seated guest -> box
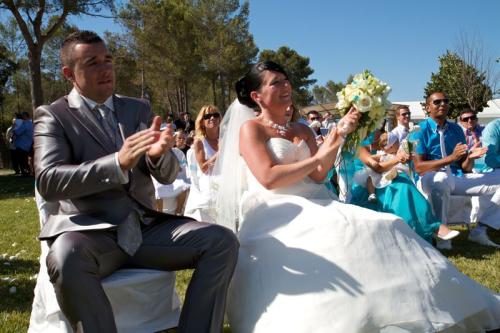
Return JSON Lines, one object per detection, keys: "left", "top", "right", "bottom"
{"left": 174, "top": 129, "right": 189, "bottom": 155}
{"left": 414, "top": 92, "right": 500, "bottom": 249}
{"left": 348, "top": 133, "right": 459, "bottom": 244}
{"left": 459, "top": 108, "right": 484, "bottom": 150}
{"left": 184, "top": 105, "right": 221, "bottom": 222}
{"left": 359, "top": 132, "right": 409, "bottom": 203}
{"left": 482, "top": 118, "right": 500, "bottom": 169}
{"left": 174, "top": 112, "right": 195, "bottom": 132}
{"left": 306, "top": 109, "right": 322, "bottom": 125}
{"left": 390, "top": 105, "right": 411, "bottom": 142}
{"left": 34, "top": 30, "right": 237, "bottom": 333}
{"left": 152, "top": 127, "right": 191, "bottom": 215}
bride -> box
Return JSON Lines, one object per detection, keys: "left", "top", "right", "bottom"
{"left": 214, "top": 61, "right": 500, "bottom": 333}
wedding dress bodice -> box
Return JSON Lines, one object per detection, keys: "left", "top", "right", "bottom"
{"left": 244, "top": 138, "right": 333, "bottom": 199}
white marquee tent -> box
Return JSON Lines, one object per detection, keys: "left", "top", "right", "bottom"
{"left": 393, "top": 99, "right": 500, "bottom": 124}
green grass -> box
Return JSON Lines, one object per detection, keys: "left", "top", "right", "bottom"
{"left": 0, "top": 169, "right": 498, "bottom": 332}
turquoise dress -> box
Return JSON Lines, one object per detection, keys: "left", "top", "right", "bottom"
{"left": 333, "top": 133, "right": 441, "bottom": 243}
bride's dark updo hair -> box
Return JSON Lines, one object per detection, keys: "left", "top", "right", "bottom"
{"left": 235, "top": 61, "right": 289, "bottom": 109}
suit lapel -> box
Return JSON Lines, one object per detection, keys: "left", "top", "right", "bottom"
{"left": 113, "top": 95, "right": 136, "bottom": 140}
{"left": 67, "top": 90, "right": 116, "bottom": 153}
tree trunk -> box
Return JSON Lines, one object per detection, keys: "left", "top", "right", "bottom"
{"left": 166, "top": 89, "right": 174, "bottom": 116}
{"left": 28, "top": 45, "right": 44, "bottom": 112}
{"left": 211, "top": 76, "right": 217, "bottom": 106}
{"left": 219, "top": 72, "right": 226, "bottom": 111}
{"left": 183, "top": 80, "right": 188, "bottom": 113}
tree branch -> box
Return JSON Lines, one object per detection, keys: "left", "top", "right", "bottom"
{"left": 33, "top": 0, "right": 46, "bottom": 41}
{"left": 40, "top": 8, "right": 70, "bottom": 45}
{"left": 1, "top": 0, "right": 35, "bottom": 49}
{"left": 81, "top": 10, "right": 116, "bottom": 19}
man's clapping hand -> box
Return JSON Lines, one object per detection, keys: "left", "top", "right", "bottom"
{"left": 147, "top": 116, "right": 175, "bottom": 161}
{"left": 467, "top": 142, "right": 488, "bottom": 160}
{"left": 118, "top": 116, "right": 175, "bottom": 171}
{"left": 451, "top": 143, "right": 468, "bottom": 161}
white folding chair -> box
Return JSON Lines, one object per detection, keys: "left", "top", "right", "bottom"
{"left": 29, "top": 190, "right": 181, "bottom": 333}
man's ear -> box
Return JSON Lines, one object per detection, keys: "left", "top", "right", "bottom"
{"left": 62, "top": 66, "right": 74, "bottom": 82}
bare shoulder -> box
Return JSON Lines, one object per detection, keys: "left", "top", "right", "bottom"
{"left": 240, "top": 119, "right": 267, "bottom": 142}
{"left": 192, "top": 137, "right": 203, "bottom": 149}
{"left": 292, "top": 122, "right": 315, "bottom": 140}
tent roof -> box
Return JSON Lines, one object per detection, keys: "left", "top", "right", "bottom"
{"left": 301, "top": 99, "right": 500, "bottom": 121}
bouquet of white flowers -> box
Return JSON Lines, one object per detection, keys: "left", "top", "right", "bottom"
{"left": 336, "top": 70, "right": 391, "bottom": 152}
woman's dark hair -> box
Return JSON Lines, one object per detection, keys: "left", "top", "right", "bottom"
{"left": 235, "top": 61, "right": 288, "bottom": 109}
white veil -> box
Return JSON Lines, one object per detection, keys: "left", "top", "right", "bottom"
{"left": 211, "top": 99, "right": 255, "bottom": 232}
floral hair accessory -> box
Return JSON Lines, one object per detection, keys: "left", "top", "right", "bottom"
{"left": 336, "top": 70, "right": 391, "bottom": 151}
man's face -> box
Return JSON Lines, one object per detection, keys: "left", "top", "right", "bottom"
{"left": 426, "top": 93, "right": 449, "bottom": 121}
{"left": 396, "top": 108, "right": 411, "bottom": 127}
{"left": 63, "top": 42, "right": 115, "bottom": 103}
{"left": 308, "top": 112, "right": 321, "bottom": 124}
{"left": 460, "top": 112, "right": 478, "bottom": 131}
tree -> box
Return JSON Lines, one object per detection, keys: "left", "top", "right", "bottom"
{"left": 0, "top": 44, "right": 18, "bottom": 131}
{"left": 311, "top": 80, "right": 344, "bottom": 105}
{"left": 118, "top": 0, "right": 257, "bottom": 116}
{"left": 0, "top": 0, "right": 114, "bottom": 111}
{"left": 259, "top": 47, "right": 316, "bottom": 107}
{"left": 194, "top": 0, "right": 258, "bottom": 111}
{"left": 424, "top": 51, "right": 493, "bottom": 119}
{"left": 119, "top": 0, "right": 201, "bottom": 116}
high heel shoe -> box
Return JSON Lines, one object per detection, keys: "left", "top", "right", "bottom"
{"left": 437, "top": 230, "right": 460, "bottom": 241}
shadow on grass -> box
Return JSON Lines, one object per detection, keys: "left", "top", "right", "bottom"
{"left": 0, "top": 172, "right": 35, "bottom": 200}
{"left": 439, "top": 227, "right": 500, "bottom": 260}
{"left": 0, "top": 277, "right": 36, "bottom": 313}
{"left": 0, "top": 258, "right": 39, "bottom": 276}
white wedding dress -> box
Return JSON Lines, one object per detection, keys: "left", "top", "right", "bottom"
{"left": 226, "top": 138, "right": 500, "bottom": 333}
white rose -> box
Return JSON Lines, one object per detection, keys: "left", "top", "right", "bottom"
{"left": 353, "top": 94, "right": 372, "bottom": 113}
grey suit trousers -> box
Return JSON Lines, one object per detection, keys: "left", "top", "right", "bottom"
{"left": 46, "top": 217, "right": 239, "bottom": 333}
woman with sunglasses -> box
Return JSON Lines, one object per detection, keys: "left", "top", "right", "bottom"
{"left": 215, "top": 61, "right": 500, "bottom": 333}
{"left": 184, "top": 105, "right": 222, "bottom": 223}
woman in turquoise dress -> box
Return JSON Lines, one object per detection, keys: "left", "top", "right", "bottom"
{"left": 335, "top": 132, "right": 458, "bottom": 243}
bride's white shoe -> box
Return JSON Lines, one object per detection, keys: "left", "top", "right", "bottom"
{"left": 437, "top": 229, "right": 460, "bottom": 241}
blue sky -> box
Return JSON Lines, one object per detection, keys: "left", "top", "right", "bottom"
{"left": 71, "top": 0, "right": 499, "bottom": 101}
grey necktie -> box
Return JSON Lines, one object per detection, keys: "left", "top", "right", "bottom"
{"left": 95, "top": 104, "right": 142, "bottom": 256}
{"left": 96, "top": 104, "right": 123, "bottom": 149}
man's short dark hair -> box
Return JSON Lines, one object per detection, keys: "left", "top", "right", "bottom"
{"left": 459, "top": 108, "right": 476, "bottom": 117}
{"left": 60, "top": 30, "right": 103, "bottom": 68}
{"left": 307, "top": 110, "right": 320, "bottom": 117}
{"left": 425, "top": 91, "right": 446, "bottom": 105}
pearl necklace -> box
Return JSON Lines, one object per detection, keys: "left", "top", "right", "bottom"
{"left": 265, "top": 119, "right": 291, "bottom": 137}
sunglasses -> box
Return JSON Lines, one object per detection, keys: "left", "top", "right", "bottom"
{"left": 461, "top": 115, "right": 477, "bottom": 122}
{"left": 202, "top": 113, "right": 221, "bottom": 120}
{"left": 431, "top": 98, "right": 449, "bottom": 106}
{"left": 400, "top": 112, "right": 411, "bottom": 117}
{"left": 309, "top": 117, "right": 321, "bottom": 121}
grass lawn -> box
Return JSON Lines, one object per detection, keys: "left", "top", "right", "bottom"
{"left": 0, "top": 169, "right": 498, "bottom": 332}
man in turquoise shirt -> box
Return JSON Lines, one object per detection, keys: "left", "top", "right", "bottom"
{"left": 414, "top": 92, "right": 500, "bottom": 249}
{"left": 482, "top": 118, "right": 500, "bottom": 169}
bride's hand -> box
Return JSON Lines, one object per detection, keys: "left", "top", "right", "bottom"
{"left": 336, "top": 106, "right": 362, "bottom": 137}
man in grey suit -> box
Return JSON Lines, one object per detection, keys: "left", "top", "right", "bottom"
{"left": 34, "top": 30, "right": 238, "bottom": 333}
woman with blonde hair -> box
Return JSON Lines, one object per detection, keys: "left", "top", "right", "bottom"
{"left": 184, "top": 105, "right": 221, "bottom": 222}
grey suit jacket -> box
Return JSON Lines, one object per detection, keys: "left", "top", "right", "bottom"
{"left": 34, "top": 89, "right": 180, "bottom": 240}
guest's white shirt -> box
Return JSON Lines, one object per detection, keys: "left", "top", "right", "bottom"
{"left": 391, "top": 124, "right": 409, "bottom": 142}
